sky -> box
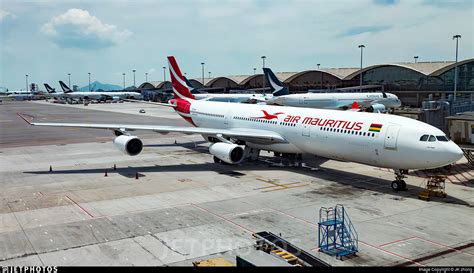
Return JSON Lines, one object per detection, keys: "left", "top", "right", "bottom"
{"left": 0, "top": 0, "right": 473, "bottom": 90}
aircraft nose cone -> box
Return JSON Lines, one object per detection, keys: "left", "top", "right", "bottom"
{"left": 448, "top": 143, "right": 464, "bottom": 163}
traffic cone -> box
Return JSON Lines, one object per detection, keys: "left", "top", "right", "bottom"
{"left": 135, "top": 172, "right": 139, "bottom": 180}
{"left": 49, "top": 165, "right": 52, "bottom": 172}
{"left": 104, "top": 171, "right": 108, "bottom": 177}
{"left": 113, "top": 164, "right": 116, "bottom": 170}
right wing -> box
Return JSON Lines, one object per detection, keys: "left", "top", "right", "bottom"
{"left": 17, "top": 113, "right": 287, "bottom": 145}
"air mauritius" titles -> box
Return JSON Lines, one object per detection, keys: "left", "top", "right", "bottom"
{"left": 259, "top": 111, "right": 370, "bottom": 132}
{"left": 300, "top": 116, "right": 363, "bottom": 131}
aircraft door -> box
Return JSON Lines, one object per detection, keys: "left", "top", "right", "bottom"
{"left": 384, "top": 125, "right": 400, "bottom": 149}
{"left": 224, "top": 110, "right": 231, "bottom": 125}
{"left": 299, "top": 97, "right": 305, "bottom": 105}
{"left": 302, "top": 124, "right": 310, "bottom": 137}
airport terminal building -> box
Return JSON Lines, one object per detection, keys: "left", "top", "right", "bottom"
{"left": 139, "top": 58, "right": 473, "bottom": 107}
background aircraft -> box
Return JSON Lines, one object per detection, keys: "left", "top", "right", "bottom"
{"left": 185, "top": 76, "right": 287, "bottom": 104}
{"left": 58, "top": 81, "right": 142, "bottom": 101}
{"left": 263, "top": 68, "right": 401, "bottom": 112}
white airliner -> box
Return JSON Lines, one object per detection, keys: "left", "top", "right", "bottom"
{"left": 49, "top": 81, "right": 142, "bottom": 101}
{"left": 193, "top": 92, "right": 272, "bottom": 103}
{"left": 185, "top": 77, "right": 287, "bottom": 103}
{"left": 19, "top": 56, "right": 463, "bottom": 191}
{"left": 263, "top": 68, "right": 401, "bottom": 112}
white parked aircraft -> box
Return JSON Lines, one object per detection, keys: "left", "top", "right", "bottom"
{"left": 263, "top": 68, "right": 401, "bottom": 112}
{"left": 19, "top": 56, "right": 463, "bottom": 191}
{"left": 55, "top": 81, "right": 142, "bottom": 101}
{"left": 185, "top": 76, "right": 288, "bottom": 103}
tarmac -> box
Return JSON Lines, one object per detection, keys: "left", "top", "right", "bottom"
{"left": 0, "top": 100, "right": 472, "bottom": 266}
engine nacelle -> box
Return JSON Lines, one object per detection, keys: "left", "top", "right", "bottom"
{"left": 209, "top": 142, "right": 245, "bottom": 164}
{"left": 367, "top": 103, "right": 386, "bottom": 113}
{"left": 113, "top": 135, "right": 143, "bottom": 156}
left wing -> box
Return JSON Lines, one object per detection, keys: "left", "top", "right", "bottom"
{"left": 17, "top": 113, "right": 287, "bottom": 145}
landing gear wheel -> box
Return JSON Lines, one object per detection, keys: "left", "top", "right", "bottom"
{"left": 391, "top": 180, "right": 407, "bottom": 191}
{"left": 399, "top": 180, "right": 406, "bottom": 190}
{"left": 391, "top": 181, "right": 400, "bottom": 191}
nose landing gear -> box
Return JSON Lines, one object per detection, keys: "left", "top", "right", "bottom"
{"left": 392, "top": 169, "right": 408, "bottom": 191}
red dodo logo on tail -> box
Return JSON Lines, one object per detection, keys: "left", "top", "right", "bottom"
{"left": 252, "top": 110, "right": 284, "bottom": 120}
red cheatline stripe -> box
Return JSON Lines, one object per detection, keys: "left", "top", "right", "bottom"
{"left": 378, "top": 236, "right": 418, "bottom": 248}
{"left": 415, "top": 237, "right": 474, "bottom": 257}
{"left": 359, "top": 241, "right": 425, "bottom": 266}
{"left": 65, "top": 195, "right": 94, "bottom": 218}
{"left": 191, "top": 203, "right": 254, "bottom": 234}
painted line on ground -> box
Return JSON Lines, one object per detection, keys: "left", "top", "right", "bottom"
{"left": 65, "top": 195, "right": 94, "bottom": 219}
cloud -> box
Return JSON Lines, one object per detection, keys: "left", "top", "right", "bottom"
{"left": 41, "top": 8, "right": 132, "bottom": 49}
{"left": 373, "top": 0, "right": 398, "bottom": 5}
{"left": 0, "top": 9, "right": 16, "bottom": 22}
{"left": 340, "top": 25, "right": 392, "bottom": 37}
{"left": 422, "top": 0, "right": 473, "bottom": 9}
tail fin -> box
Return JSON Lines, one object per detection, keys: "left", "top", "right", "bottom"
{"left": 346, "top": 101, "right": 361, "bottom": 112}
{"left": 167, "top": 56, "right": 195, "bottom": 100}
{"left": 183, "top": 76, "right": 196, "bottom": 92}
{"left": 44, "top": 83, "right": 56, "bottom": 93}
{"left": 263, "top": 68, "right": 288, "bottom": 97}
{"left": 59, "top": 81, "right": 73, "bottom": 93}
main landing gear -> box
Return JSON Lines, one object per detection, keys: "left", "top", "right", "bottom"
{"left": 391, "top": 169, "right": 408, "bottom": 191}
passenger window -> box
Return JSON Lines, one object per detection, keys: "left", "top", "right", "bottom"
{"left": 436, "top": 135, "right": 449, "bottom": 142}
{"left": 428, "top": 135, "right": 436, "bottom": 142}
{"left": 419, "top": 135, "right": 429, "bottom": 141}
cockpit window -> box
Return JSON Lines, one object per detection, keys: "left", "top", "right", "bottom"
{"left": 428, "top": 135, "right": 436, "bottom": 142}
{"left": 436, "top": 135, "right": 449, "bottom": 142}
{"left": 419, "top": 135, "right": 429, "bottom": 141}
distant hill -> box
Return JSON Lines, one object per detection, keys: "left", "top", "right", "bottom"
{"left": 79, "top": 81, "right": 122, "bottom": 92}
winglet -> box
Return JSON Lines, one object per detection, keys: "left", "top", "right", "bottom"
{"left": 17, "top": 113, "right": 33, "bottom": 125}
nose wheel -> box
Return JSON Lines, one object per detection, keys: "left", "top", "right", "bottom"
{"left": 392, "top": 170, "right": 408, "bottom": 191}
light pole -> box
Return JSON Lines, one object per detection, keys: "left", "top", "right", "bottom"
{"left": 122, "top": 73, "right": 126, "bottom": 89}
{"left": 414, "top": 56, "right": 419, "bottom": 63}
{"left": 201, "top": 62, "right": 205, "bottom": 84}
{"left": 208, "top": 71, "right": 211, "bottom": 79}
{"left": 358, "top": 45, "right": 365, "bottom": 92}
{"left": 68, "top": 73, "right": 71, "bottom": 87}
{"left": 88, "top": 72, "right": 91, "bottom": 91}
{"left": 317, "top": 64, "right": 320, "bottom": 69}
{"left": 253, "top": 68, "right": 256, "bottom": 75}
{"left": 162, "top": 66, "right": 166, "bottom": 81}
{"left": 261, "top": 56, "right": 266, "bottom": 89}
{"left": 132, "top": 69, "right": 136, "bottom": 87}
{"left": 25, "top": 74, "right": 28, "bottom": 99}
{"left": 145, "top": 72, "right": 148, "bottom": 82}
{"left": 453, "top": 34, "right": 461, "bottom": 102}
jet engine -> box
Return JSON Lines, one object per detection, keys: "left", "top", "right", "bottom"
{"left": 367, "top": 103, "right": 386, "bottom": 113}
{"left": 113, "top": 135, "right": 143, "bottom": 156}
{"left": 209, "top": 142, "right": 245, "bottom": 164}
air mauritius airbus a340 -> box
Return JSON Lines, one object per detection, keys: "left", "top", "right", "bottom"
{"left": 19, "top": 56, "right": 463, "bottom": 191}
